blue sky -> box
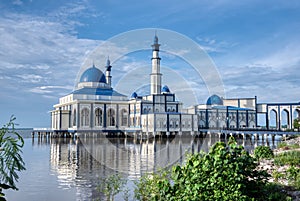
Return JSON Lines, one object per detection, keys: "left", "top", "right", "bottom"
{"left": 1, "top": 0, "right": 300, "bottom": 127}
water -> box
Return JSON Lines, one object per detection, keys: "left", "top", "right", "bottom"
{"left": 5, "top": 130, "right": 282, "bottom": 201}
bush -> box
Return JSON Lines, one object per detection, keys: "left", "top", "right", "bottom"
{"left": 254, "top": 146, "right": 274, "bottom": 160}
{"left": 134, "top": 137, "right": 270, "bottom": 201}
{"left": 97, "top": 174, "right": 127, "bottom": 201}
{"left": 264, "top": 183, "right": 292, "bottom": 201}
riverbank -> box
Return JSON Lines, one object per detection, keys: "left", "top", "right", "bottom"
{"left": 258, "top": 136, "right": 300, "bottom": 201}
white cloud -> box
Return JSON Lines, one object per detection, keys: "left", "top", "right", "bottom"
{"left": 0, "top": 12, "right": 100, "bottom": 98}
{"left": 196, "top": 36, "right": 237, "bottom": 53}
{"left": 12, "top": 0, "right": 23, "bottom": 6}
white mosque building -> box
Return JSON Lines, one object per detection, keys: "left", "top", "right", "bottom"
{"left": 51, "top": 35, "right": 300, "bottom": 136}
{"left": 51, "top": 35, "right": 198, "bottom": 136}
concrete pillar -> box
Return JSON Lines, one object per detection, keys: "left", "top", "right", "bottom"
{"left": 282, "top": 134, "right": 287, "bottom": 141}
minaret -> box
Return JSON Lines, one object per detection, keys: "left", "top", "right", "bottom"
{"left": 105, "top": 57, "right": 112, "bottom": 87}
{"left": 150, "top": 34, "right": 162, "bottom": 95}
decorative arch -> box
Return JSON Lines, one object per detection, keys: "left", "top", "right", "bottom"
{"left": 107, "top": 108, "right": 116, "bottom": 126}
{"left": 280, "top": 109, "right": 289, "bottom": 129}
{"left": 120, "top": 109, "right": 128, "bottom": 126}
{"left": 81, "top": 108, "right": 90, "bottom": 127}
{"left": 269, "top": 109, "right": 277, "bottom": 129}
{"left": 293, "top": 108, "right": 300, "bottom": 129}
{"left": 95, "top": 108, "right": 103, "bottom": 126}
{"left": 73, "top": 109, "right": 76, "bottom": 126}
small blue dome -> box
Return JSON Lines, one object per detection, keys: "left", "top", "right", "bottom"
{"left": 206, "top": 94, "right": 223, "bottom": 105}
{"left": 131, "top": 92, "right": 138, "bottom": 99}
{"left": 80, "top": 66, "right": 106, "bottom": 83}
{"left": 162, "top": 85, "right": 170, "bottom": 93}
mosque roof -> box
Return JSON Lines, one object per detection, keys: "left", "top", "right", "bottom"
{"left": 131, "top": 92, "right": 138, "bottom": 99}
{"left": 71, "top": 87, "right": 126, "bottom": 97}
{"left": 212, "top": 105, "right": 254, "bottom": 111}
{"left": 206, "top": 94, "right": 223, "bottom": 105}
{"left": 162, "top": 85, "right": 170, "bottom": 93}
{"left": 79, "top": 65, "right": 106, "bottom": 83}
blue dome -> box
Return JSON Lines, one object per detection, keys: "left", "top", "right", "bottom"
{"left": 206, "top": 94, "right": 223, "bottom": 105}
{"left": 162, "top": 85, "right": 170, "bottom": 93}
{"left": 80, "top": 66, "right": 106, "bottom": 83}
{"left": 131, "top": 92, "right": 138, "bottom": 99}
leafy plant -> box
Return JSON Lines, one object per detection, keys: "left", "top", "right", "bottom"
{"left": 254, "top": 146, "right": 274, "bottom": 160}
{"left": 134, "top": 169, "right": 171, "bottom": 201}
{"left": 0, "top": 116, "right": 26, "bottom": 200}
{"left": 97, "top": 174, "right": 127, "bottom": 201}
{"left": 134, "top": 137, "right": 270, "bottom": 201}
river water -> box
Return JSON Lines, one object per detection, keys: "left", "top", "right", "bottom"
{"left": 5, "top": 130, "right": 282, "bottom": 201}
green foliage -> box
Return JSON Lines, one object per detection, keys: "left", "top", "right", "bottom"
{"left": 274, "top": 151, "right": 300, "bottom": 166}
{"left": 97, "top": 174, "right": 127, "bottom": 201}
{"left": 134, "top": 137, "right": 270, "bottom": 201}
{"left": 286, "top": 166, "right": 300, "bottom": 189}
{"left": 0, "top": 116, "right": 26, "bottom": 200}
{"left": 263, "top": 183, "right": 292, "bottom": 201}
{"left": 254, "top": 146, "right": 274, "bottom": 160}
{"left": 134, "top": 169, "right": 171, "bottom": 201}
{"left": 272, "top": 170, "right": 284, "bottom": 182}
{"left": 294, "top": 118, "right": 300, "bottom": 129}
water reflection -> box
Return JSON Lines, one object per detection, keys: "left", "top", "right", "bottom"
{"left": 31, "top": 134, "right": 281, "bottom": 200}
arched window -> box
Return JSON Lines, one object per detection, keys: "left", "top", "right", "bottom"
{"left": 73, "top": 109, "right": 76, "bottom": 126}
{"left": 95, "top": 108, "right": 103, "bottom": 126}
{"left": 107, "top": 108, "right": 115, "bottom": 126}
{"left": 121, "top": 109, "right": 128, "bottom": 126}
{"left": 81, "top": 108, "right": 90, "bottom": 126}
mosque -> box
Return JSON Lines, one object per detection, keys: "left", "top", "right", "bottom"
{"left": 51, "top": 35, "right": 300, "bottom": 135}
{"left": 51, "top": 35, "right": 197, "bottom": 136}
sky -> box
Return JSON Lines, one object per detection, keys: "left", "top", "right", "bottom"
{"left": 0, "top": 0, "right": 300, "bottom": 127}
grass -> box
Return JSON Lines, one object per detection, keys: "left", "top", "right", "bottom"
{"left": 274, "top": 151, "right": 300, "bottom": 166}
{"left": 277, "top": 142, "right": 300, "bottom": 150}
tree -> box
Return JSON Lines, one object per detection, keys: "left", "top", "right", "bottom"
{"left": 135, "top": 137, "right": 271, "bottom": 201}
{"left": 0, "top": 116, "right": 26, "bottom": 201}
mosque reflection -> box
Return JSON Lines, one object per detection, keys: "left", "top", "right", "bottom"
{"left": 32, "top": 135, "right": 279, "bottom": 200}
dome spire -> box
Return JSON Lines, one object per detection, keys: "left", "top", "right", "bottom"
{"left": 106, "top": 56, "right": 111, "bottom": 67}
{"left": 105, "top": 56, "right": 112, "bottom": 87}
{"left": 154, "top": 30, "right": 158, "bottom": 44}
{"left": 105, "top": 56, "right": 112, "bottom": 71}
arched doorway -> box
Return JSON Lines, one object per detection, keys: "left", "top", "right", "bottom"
{"left": 95, "top": 108, "right": 103, "bottom": 126}
{"left": 269, "top": 109, "right": 277, "bottom": 129}
{"left": 107, "top": 108, "right": 116, "bottom": 126}
{"left": 81, "top": 108, "right": 90, "bottom": 127}
{"left": 293, "top": 108, "right": 300, "bottom": 129}
{"left": 280, "top": 109, "right": 289, "bottom": 130}
{"left": 120, "top": 109, "right": 128, "bottom": 126}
